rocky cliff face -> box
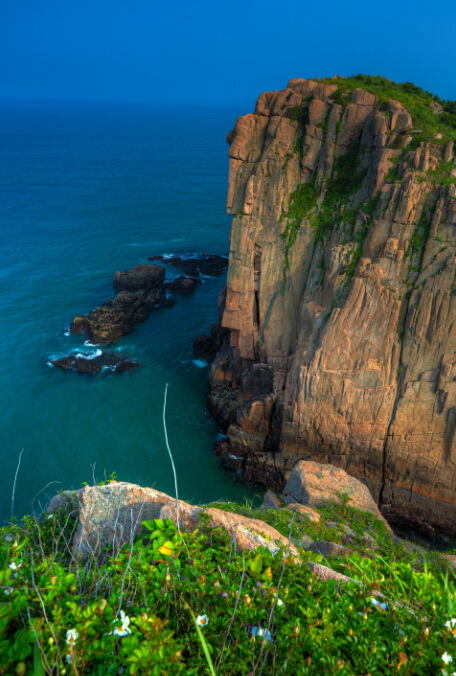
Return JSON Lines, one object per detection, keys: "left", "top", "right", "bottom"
{"left": 208, "top": 76, "right": 456, "bottom": 536}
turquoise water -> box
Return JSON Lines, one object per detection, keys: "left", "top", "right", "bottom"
{"left": 0, "top": 102, "right": 261, "bottom": 521}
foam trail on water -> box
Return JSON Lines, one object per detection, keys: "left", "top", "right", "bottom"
{"left": 192, "top": 359, "right": 208, "bottom": 368}
{"left": 73, "top": 348, "right": 103, "bottom": 359}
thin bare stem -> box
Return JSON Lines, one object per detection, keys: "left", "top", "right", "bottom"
{"left": 11, "top": 449, "right": 24, "bottom": 520}
{"left": 163, "top": 383, "right": 180, "bottom": 533}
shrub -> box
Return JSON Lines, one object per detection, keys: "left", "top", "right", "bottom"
{"left": 2, "top": 499, "right": 456, "bottom": 674}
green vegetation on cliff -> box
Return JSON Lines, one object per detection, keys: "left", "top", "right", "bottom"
{"left": 322, "top": 74, "right": 456, "bottom": 142}
{"left": 280, "top": 74, "right": 455, "bottom": 275}
{"left": 2, "top": 495, "right": 456, "bottom": 674}
{"left": 280, "top": 140, "right": 367, "bottom": 262}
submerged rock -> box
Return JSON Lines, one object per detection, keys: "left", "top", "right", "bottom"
{"left": 160, "top": 253, "right": 228, "bottom": 277}
{"left": 51, "top": 353, "right": 139, "bottom": 375}
{"left": 164, "top": 275, "right": 201, "bottom": 294}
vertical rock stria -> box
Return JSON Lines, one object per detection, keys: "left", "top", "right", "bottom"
{"left": 208, "top": 76, "right": 456, "bottom": 535}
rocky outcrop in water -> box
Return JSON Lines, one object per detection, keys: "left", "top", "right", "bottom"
{"left": 149, "top": 253, "right": 228, "bottom": 277}
{"left": 208, "top": 76, "right": 456, "bottom": 535}
{"left": 69, "top": 263, "right": 204, "bottom": 343}
{"left": 51, "top": 353, "right": 138, "bottom": 375}
{"left": 113, "top": 264, "right": 165, "bottom": 292}
{"left": 71, "top": 287, "right": 175, "bottom": 343}
{"left": 70, "top": 257, "right": 226, "bottom": 344}
{"left": 165, "top": 275, "right": 201, "bottom": 294}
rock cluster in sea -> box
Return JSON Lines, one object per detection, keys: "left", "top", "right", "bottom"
{"left": 70, "top": 255, "right": 227, "bottom": 344}
{"left": 51, "top": 253, "right": 227, "bottom": 375}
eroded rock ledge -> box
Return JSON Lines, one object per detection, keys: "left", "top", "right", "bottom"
{"left": 208, "top": 76, "right": 456, "bottom": 536}
{"left": 47, "top": 461, "right": 389, "bottom": 562}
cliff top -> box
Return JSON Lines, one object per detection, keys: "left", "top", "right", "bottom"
{"left": 318, "top": 74, "right": 456, "bottom": 142}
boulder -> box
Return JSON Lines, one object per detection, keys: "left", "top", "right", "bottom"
{"left": 164, "top": 275, "right": 200, "bottom": 294}
{"left": 442, "top": 553, "right": 456, "bottom": 571}
{"left": 284, "top": 503, "right": 321, "bottom": 523}
{"left": 48, "top": 482, "right": 298, "bottom": 559}
{"left": 193, "top": 323, "right": 230, "bottom": 359}
{"left": 113, "top": 264, "right": 165, "bottom": 292}
{"left": 284, "top": 461, "right": 392, "bottom": 532}
{"left": 294, "top": 534, "right": 314, "bottom": 548}
{"left": 306, "top": 541, "right": 353, "bottom": 557}
{"left": 262, "top": 489, "right": 283, "bottom": 510}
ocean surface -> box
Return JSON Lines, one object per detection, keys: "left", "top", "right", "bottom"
{"left": 0, "top": 101, "right": 261, "bottom": 522}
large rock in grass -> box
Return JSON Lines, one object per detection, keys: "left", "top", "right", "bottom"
{"left": 284, "top": 461, "right": 392, "bottom": 532}
{"left": 48, "top": 482, "right": 298, "bottom": 559}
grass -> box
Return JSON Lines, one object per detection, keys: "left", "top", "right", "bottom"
{"left": 3, "top": 490, "right": 456, "bottom": 675}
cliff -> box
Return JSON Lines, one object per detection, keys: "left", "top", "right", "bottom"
{"left": 208, "top": 75, "right": 456, "bottom": 536}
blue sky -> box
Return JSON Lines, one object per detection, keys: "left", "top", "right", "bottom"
{"left": 1, "top": 0, "right": 455, "bottom": 107}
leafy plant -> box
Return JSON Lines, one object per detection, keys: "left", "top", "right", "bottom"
{"left": 2, "top": 499, "right": 456, "bottom": 674}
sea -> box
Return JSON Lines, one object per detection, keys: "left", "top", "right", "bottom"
{"left": 0, "top": 101, "right": 261, "bottom": 522}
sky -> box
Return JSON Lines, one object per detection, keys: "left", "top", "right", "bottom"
{"left": 1, "top": 0, "right": 456, "bottom": 108}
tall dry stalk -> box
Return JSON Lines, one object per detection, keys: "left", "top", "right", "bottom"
{"left": 11, "top": 448, "right": 24, "bottom": 519}
{"left": 163, "top": 383, "right": 180, "bottom": 533}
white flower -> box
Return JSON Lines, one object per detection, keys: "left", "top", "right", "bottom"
{"left": 66, "top": 629, "right": 79, "bottom": 646}
{"left": 446, "top": 619, "right": 456, "bottom": 636}
{"left": 251, "top": 626, "right": 271, "bottom": 642}
{"left": 196, "top": 614, "right": 209, "bottom": 627}
{"left": 442, "top": 651, "right": 453, "bottom": 665}
{"left": 47, "top": 514, "right": 54, "bottom": 520}
{"left": 65, "top": 655, "right": 72, "bottom": 664}
{"left": 277, "top": 598, "right": 285, "bottom": 607}
{"left": 3, "top": 587, "right": 14, "bottom": 595}
{"left": 221, "top": 592, "right": 228, "bottom": 598}
{"left": 371, "top": 597, "right": 387, "bottom": 611}
{"left": 113, "top": 610, "right": 131, "bottom": 637}
{"left": 8, "top": 561, "right": 22, "bottom": 571}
